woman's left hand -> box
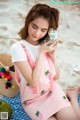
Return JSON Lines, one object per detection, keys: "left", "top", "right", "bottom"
{"left": 47, "top": 39, "right": 59, "bottom": 58}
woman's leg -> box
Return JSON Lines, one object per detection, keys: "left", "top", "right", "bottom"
{"left": 48, "top": 116, "right": 57, "bottom": 120}
{"left": 66, "top": 86, "right": 80, "bottom": 101}
{"left": 66, "top": 87, "right": 80, "bottom": 120}
{"left": 54, "top": 87, "right": 80, "bottom": 120}
{"left": 55, "top": 106, "right": 78, "bottom": 120}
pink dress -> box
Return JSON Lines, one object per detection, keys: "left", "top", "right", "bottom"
{"left": 14, "top": 43, "right": 71, "bottom": 120}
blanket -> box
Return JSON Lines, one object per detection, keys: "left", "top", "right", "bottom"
{"left": 0, "top": 92, "right": 31, "bottom": 120}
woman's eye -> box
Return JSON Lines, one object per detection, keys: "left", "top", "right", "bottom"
{"left": 32, "top": 25, "right": 37, "bottom": 29}
{"left": 41, "top": 30, "right": 46, "bottom": 32}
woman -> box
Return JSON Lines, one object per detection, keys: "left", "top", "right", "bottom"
{"left": 11, "top": 3, "right": 77, "bottom": 120}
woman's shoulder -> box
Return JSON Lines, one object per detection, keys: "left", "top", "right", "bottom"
{"left": 10, "top": 40, "right": 27, "bottom": 56}
{"left": 10, "top": 40, "right": 27, "bottom": 62}
{"left": 11, "top": 40, "right": 26, "bottom": 53}
{"left": 11, "top": 41, "right": 22, "bottom": 49}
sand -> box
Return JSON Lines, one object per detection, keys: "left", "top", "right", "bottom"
{"left": 0, "top": 0, "right": 80, "bottom": 91}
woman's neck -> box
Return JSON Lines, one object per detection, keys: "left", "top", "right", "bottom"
{"left": 26, "top": 36, "right": 39, "bottom": 46}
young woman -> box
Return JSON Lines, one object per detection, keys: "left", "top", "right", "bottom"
{"left": 11, "top": 3, "right": 77, "bottom": 120}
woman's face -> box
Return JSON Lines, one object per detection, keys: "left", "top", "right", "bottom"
{"left": 27, "top": 17, "right": 49, "bottom": 45}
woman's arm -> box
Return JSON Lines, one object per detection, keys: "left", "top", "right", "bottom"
{"left": 14, "top": 52, "right": 44, "bottom": 87}
{"left": 47, "top": 40, "right": 60, "bottom": 80}
{"left": 71, "top": 99, "right": 80, "bottom": 120}
{"left": 50, "top": 54, "right": 60, "bottom": 80}
{"left": 66, "top": 87, "right": 80, "bottom": 120}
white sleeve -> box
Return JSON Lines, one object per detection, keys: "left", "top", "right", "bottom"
{"left": 10, "top": 42, "right": 28, "bottom": 62}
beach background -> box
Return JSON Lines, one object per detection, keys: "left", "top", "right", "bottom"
{"left": 0, "top": 0, "right": 80, "bottom": 91}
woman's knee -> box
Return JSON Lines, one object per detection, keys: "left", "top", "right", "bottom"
{"left": 55, "top": 106, "right": 78, "bottom": 120}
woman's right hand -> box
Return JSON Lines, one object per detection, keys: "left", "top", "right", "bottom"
{"left": 39, "top": 40, "right": 57, "bottom": 55}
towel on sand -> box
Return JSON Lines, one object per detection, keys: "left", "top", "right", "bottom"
{"left": 0, "top": 92, "right": 31, "bottom": 120}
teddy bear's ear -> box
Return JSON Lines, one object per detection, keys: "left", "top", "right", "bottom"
{"left": 0, "top": 53, "right": 19, "bottom": 97}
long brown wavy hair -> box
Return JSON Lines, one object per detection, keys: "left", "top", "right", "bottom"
{"left": 18, "top": 3, "right": 59, "bottom": 43}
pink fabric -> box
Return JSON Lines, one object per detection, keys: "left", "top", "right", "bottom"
{"left": 20, "top": 43, "right": 35, "bottom": 69}
{"left": 14, "top": 43, "right": 71, "bottom": 120}
{"left": 22, "top": 82, "right": 71, "bottom": 120}
{"left": 15, "top": 43, "right": 56, "bottom": 102}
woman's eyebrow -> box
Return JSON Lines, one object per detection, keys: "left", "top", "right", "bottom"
{"left": 32, "top": 23, "right": 48, "bottom": 30}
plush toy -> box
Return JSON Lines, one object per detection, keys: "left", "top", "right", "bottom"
{"left": 0, "top": 66, "right": 15, "bottom": 89}
{"left": 0, "top": 101, "right": 12, "bottom": 120}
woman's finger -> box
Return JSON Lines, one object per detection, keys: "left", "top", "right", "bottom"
{"left": 44, "top": 40, "right": 53, "bottom": 46}
{"left": 47, "top": 44, "right": 57, "bottom": 52}
{"left": 49, "top": 41, "right": 58, "bottom": 48}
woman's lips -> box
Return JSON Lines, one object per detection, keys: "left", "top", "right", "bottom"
{"left": 32, "top": 35, "right": 39, "bottom": 39}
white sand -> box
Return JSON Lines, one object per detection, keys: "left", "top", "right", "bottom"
{"left": 0, "top": 0, "right": 80, "bottom": 90}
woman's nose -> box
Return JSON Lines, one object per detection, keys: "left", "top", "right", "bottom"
{"left": 34, "top": 30, "right": 41, "bottom": 37}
